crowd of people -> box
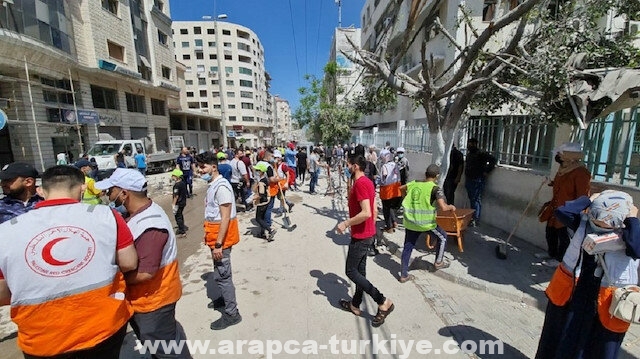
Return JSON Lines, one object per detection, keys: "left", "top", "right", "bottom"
{"left": 0, "top": 138, "right": 639, "bottom": 359}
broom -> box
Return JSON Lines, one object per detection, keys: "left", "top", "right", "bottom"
{"left": 495, "top": 178, "right": 547, "bottom": 260}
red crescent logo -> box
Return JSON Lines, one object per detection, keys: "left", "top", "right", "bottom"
{"left": 42, "top": 237, "right": 74, "bottom": 266}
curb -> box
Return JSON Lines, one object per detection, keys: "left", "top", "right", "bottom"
{"left": 378, "top": 230, "right": 544, "bottom": 309}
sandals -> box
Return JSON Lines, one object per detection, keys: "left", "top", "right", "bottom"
{"left": 339, "top": 299, "right": 361, "bottom": 316}
{"left": 372, "top": 302, "right": 395, "bottom": 327}
{"left": 434, "top": 260, "right": 451, "bottom": 270}
{"left": 398, "top": 274, "right": 415, "bottom": 283}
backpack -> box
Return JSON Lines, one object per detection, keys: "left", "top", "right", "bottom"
{"left": 279, "top": 163, "right": 296, "bottom": 186}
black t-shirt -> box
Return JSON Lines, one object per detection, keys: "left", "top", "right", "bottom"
{"left": 296, "top": 152, "right": 308, "bottom": 168}
{"left": 446, "top": 147, "right": 464, "bottom": 179}
{"left": 173, "top": 181, "right": 188, "bottom": 206}
{"left": 364, "top": 160, "right": 377, "bottom": 185}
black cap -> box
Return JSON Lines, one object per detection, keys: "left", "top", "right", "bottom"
{"left": 74, "top": 159, "right": 92, "bottom": 169}
{"left": 0, "top": 162, "right": 39, "bottom": 180}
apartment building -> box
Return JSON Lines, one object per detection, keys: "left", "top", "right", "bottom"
{"left": 0, "top": 0, "right": 182, "bottom": 170}
{"left": 327, "top": 27, "right": 363, "bottom": 105}
{"left": 171, "top": 20, "right": 273, "bottom": 148}
{"left": 273, "top": 97, "right": 292, "bottom": 145}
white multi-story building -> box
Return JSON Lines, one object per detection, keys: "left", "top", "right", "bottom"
{"left": 274, "top": 97, "right": 292, "bottom": 144}
{"left": 171, "top": 20, "right": 273, "bottom": 148}
{"left": 0, "top": 0, "right": 183, "bottom": 169}
{"left": 327, "top": 27, "right": 363, "bottom": 105}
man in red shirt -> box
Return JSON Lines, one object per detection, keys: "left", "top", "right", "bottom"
{"left": 336, "top": 154, "right": 394, "bottom": 327}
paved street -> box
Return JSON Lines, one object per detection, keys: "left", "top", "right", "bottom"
{"left": 1, "top": 173, "right": 640, "bottom": 358}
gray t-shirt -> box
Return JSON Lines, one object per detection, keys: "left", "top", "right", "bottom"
{"left": 309, "top": 153, "right": 319, "bottom": 172}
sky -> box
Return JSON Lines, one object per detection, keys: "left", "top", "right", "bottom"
{"left": 170, "top": 0, "right": 365, "bottom": 114}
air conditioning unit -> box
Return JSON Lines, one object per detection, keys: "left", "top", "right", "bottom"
{"left": 208, "top": 71, "right": 217, "bottom": 78}
{"left": 630, "top": 21, "right": 640, "bottom": 38}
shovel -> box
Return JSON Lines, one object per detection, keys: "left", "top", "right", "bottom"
{"left": 278, "top": 183, "right": 297, "bottom": 231}
{"left": 495, "top": 178, "right": 547, "bottom": 260}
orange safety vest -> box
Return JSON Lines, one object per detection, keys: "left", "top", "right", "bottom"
{"left": 597, "top": 286, "right": 631, "bottom": 333}
{"left": 545, "top": 264, "right": 578, "bottom": 306}
{"left": 126, "top": 202, "right": 182, "bottom": 313}
{"left": 380, "top": 182, "right": 401, "bottom": 200}
{"left": 0, "top": 203, "right": 132, "bottom": 356}
{"left": 204, "top": 217, "right": 240, "bottom": 249}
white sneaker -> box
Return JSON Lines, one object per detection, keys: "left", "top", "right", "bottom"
{"left": 542, "top": 259, "right": 560, "bottom": 267}
{"left": 534, "top": 252, "right": 551, "bottom": 259}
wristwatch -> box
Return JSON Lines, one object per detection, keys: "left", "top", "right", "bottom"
{"left": 214, "top": 242, "right": 223, "bottom": 249}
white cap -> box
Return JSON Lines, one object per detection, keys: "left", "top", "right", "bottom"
{"left": 95, "top": 168, "right": 147, "bottom": 192}
{"left": 396, "top": 147, "right": 405, "bottom": 153}
{"left": 273, "top": 149, "right": 282, "bottom": 158}
{"left": 552, "top": 142, "right": 582, "bottom": 155}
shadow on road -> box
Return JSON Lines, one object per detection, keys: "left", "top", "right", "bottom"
{"left": 309, "top": 269, "right": 351, "bottom": 311}
{"left": 438, "top": 324, "right": 528, "bottom": 359}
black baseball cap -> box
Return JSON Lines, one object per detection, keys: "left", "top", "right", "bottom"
{"left": 0, "top": 162, "right": 39, "bottom": 180}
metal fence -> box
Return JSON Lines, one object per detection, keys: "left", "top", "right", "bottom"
{"left": 583, "top": 107, "right": 639, "bottom": 186}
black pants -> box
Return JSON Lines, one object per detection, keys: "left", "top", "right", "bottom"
{"left": 23, "top": 324, "right": 127, "bottom": 359}
{"left": 255, "top": 204, "right": 270, "bottom": 235}
{"left": 175, "top": 205, "right": 186, "bottom": 233}
{"left": 297, "top": 166, "right": 307, "bottom": 182}
{"left": 546, "top": 226, "right": 570, "bottom": 261}
{"left": 130, "top": 303, "right": 190, "bottom": 358}
{"left": 443, "top": 176, "right": 457, "bottom": 205}
{"left": 345, "top": 237, "right": 385, "bottom": 307}
{"left": 381, "top": 197, "right": 402, "bottom": 229}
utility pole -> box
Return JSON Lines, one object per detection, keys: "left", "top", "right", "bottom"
{"left": 336, "top": 0, "right": 342, "bottom": 28}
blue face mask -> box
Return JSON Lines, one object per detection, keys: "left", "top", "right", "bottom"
{"left": 201, "top": 173, "right": 212, "bottom": 182}
{"left": 108, "top": 191, "right": 127, "bottom": 215}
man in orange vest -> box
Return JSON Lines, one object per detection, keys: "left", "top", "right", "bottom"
{"left": 96, "top": 168, "right": 190, "bottom": 357}
{"left": 0, "top": 165, "right": 138, "bottom": 358}
{"left": 196, "top": 151, "right": 242, "bottom": 330}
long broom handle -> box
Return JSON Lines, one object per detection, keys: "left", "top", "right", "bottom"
{"left": 504, "top": 178, "right": 547, "bottom": 246}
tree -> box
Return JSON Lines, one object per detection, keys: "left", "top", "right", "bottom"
{"left": 347, "top": 0, "right": 640, "bottom": 182}
{"left": 294, "top": 62, "right": 361, "bottom": 146}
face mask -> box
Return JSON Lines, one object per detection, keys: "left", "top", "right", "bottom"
{"left": 398, "top": 154, "right": 404, "bottom": 158}
{"left": 108, "top": 191, "right": 127, "bottom": 214}
{"left": 555, "top": 154, "right": 563, "bottom": 164}
{"left": 589, "top": 219, "right": 614, "bottom": 234}
{"left": 268, "top": 158, "right": 275, "bottom": 164}
{"left": 201, "top": 173, "right": 212, "bottom": 182}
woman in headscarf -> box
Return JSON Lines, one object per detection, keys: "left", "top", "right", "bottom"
{"left": 379, "top": 149, "right": 402, "bottom": 233}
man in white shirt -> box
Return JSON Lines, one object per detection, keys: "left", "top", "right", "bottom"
{"left": 230, "top": 149, "right": 250, "bottom": 210}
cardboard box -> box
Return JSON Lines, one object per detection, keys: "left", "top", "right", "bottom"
{"left": 582, "top": 232, "right": 626, "bottom": 255}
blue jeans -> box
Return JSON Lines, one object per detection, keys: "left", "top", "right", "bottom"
{"left": 465, "top": 177, "right": 485, "bottom": 221}
{"left": 401, "top": 227, "right": 447, "bottom": 277}
{"left": 265, "top": 196, "right": 275, "bottom": 227}
{"left": 309, "top": 169, "right": 318, "bottom": 193}
{"left": 138, "top": 168, "right": 146, "bottom": 176}
{"left": 345, "top": 237, "right": 386, "bottom": 307}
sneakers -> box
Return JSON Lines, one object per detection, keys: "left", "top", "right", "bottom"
{"left": 210, "top": 312, "right": 242, "bottom": 330}
{"left": 367, "top": 247, "right": 379, "bottom": 257}
{"left": 434, "top": 260, "right": 451, "bottom": 270}
{"left": 542, "top": 259, "right": 560, "bottom": 267}
{"left": 267, "top": 228, "right": 277, "bottom": 242}
{"left": 207, "top": 297, "right": 225, "bottom": 310}
{"left": 469, "top": 219, "right": 477, "bottom": 227}
{"left": 176, "top": 231, "right": 187, "bottom": 238}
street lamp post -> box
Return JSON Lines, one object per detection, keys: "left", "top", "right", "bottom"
{"left": 203, "top": 13, "right": 229, "bottom": 148}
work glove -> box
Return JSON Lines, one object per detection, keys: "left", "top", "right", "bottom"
{"left": 172, "top": 205, "right": 178, "bottom": 215}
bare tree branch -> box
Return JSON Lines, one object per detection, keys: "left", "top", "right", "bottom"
{"left": 482, "top": 52, "right": 529, "bottom": 74}
{"left": 435, "top": 0, "right": 542, "bottom": 98}
{"left": 434, "top": 17, "right": 464, "bottom": 51}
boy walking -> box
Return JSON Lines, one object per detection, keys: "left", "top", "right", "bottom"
{"left": 399, "top": 164, "right": 455, "bottom": 282}
{"left": 253, "top": 161, "right": 276, "bottom": 241}
{"left": 172, "top": 169, "right": 189, "bottom": 237}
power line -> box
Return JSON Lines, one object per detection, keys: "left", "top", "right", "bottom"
{"left": 304, "top": 0, "right": 308, "bottom": 75}
{"left": 314, "top": 0, "right": 324, "bottom": 72}
{"left": 288, "top": 0, "right": 302, "bottom": 87}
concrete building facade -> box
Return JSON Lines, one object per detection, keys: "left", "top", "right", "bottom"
{"left": 171, "top": 20, "right": 273, "bottom": 148}
{"left": 0, "top": 0, "right": 182, "bottom": 170}
{"left": 327, "top": 27, "right": 363, "bottom": 106}
{"left": 273, "top": 97, "right": 292, "bottom": 145}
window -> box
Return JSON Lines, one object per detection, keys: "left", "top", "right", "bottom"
{"left": 200, "top": 102, "right": 208, "bottom": 107}
{"left": 223, "top": 42, "right": 232, "bottom": 48}
{"left": 207, "top": 29, "right": 215, "bottom": 35}
{"left": 240, "top": 91, "right": 253, "bottom": 98}
{"left": 194, "top": 39, "right": 203, "bottom": 47}
{"left": 107, "top": 41, "right": 125, "bottom": 61}
{"left": 210, "top": 66, "right": 218, "bottom": 72}
{"left": 198, "top": 78, "right": 206, "bottom": 85}
{"left": 151, "top": 98, "right": 166, "bottom": 116}
{"left": 186, "top": 91, "right": 194, "bottom": 97}
{"left": 186, "top": 80, "right": 193, "bottom": 85}
{"left": 228, "top": 104, "right": 236, "bottom": 109}
{"left": 241, "top": 102, "right": 253, "bottom": 110}
{"left": 102, "top": 0, "right": 118, "bottom": 14}
{"left": 213, "top": 104, "right": 221, "bottom": 109}
{"left": 91, "top": 85, "right": 118, "bottom": 109}
{"left": 181, "top": 42, "right": 189, "bottom": 48}
{"left": 158, "top": 31, "right": 168, "bottom": 45}
{"left": 237, "top": 43, "right": 250, "bottom": 52}
{"left": 224, "top": 55, "right": 232, "bottom": 60}
{"left": 196, "top": 52, "right": 204, "bottom": 60}
{"left": 154, "top": 0, "right": 164, "bottom": 11}
{"left": 226, "top": 80, "right": 234, "bottom": 86}
{"left": 228, "top": 116, "right": 237, "bottom": 121}
{"left": 211, "top": 92, "right": 220, "bottom": 97}
{"left": 222, "top": 29, "right": 231, "bottom": 35}
{"left": 239, "top": 80, "right": 252, "bottom": 87}
{"left": 225, "top": 67, "right": 233, "bottom": 74}
{"left": 188, "top": 102, "right": 199, "bottom": 109}
{"left": 196, "top": 65, "right": 205, "bottom": 72}
{"left": 180, "top": 28, "right": 188, "bottom": 34}
{"left": 194, "top": 26, "right": 201, "bottom": 34}
{"left": 227, "top": 92, "right": 235, "bottom": 97}
{"left": 199, "top": 90, "right": 207, "bottom": 97}
{"left": 467, "top": 116, "right": 553, "bottom": 170}
{"left": 211, "top": 80, "right": 219, "bottom": 85}
{"left": 238, "top": 55, "right": 251, "bottom": 63}
{"left": 239, "top": 67, "right": 252, "bottom": 75}
{"left": 162, "top": 66, "right": 171, "bottom": 80}
{"left": 126, "top": 93, "right": 146, "bottom": 113}
{"left": 182, "top": 54, "right": 191, "bottom": 60}
{"left": 209, "top": 54, "right": 217, "bottom": 60}
{"left": 483, "top": 1, "right": 496, "bottom": 21}
{"left": 186, "top": 66, "right": 192, "bottom": 72}
{"left": 242, "top": 116, "right": 255, "bottom": 122}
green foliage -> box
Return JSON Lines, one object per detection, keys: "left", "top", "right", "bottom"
{"left": 351, "top": 77, "right": 398, "bottom": 115}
